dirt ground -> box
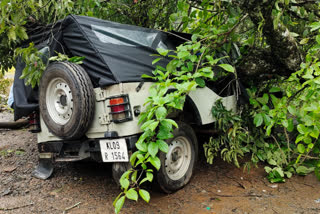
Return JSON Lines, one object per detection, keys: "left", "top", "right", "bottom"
{"left": 1, "top": 111, "right": 320, "bottom": 214}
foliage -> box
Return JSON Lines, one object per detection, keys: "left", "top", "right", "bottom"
{"left": 0, "top": 148, "right": 25, "bottom": 157}
{"left": 49, "top": 53, "right": 85, "bottom": 64}
{"left": 0, "top": 71, "right": 13, "bottom": 105}
{"left": 204, "top": 100, "right": 248, "bottom": 168}
{"left": 251, "top": 29, "right": 320, "bottom": 181}
{"left": 15, "top": 43, "right": 47, "bottom": 88}
{"left": 14, "top": 46, "right": 84, "bottom": 88}
{"left": 203, "top": 99, "right": 292, "bottom": 182}
{"left": 113, "top": 37, "right": 235, "bottom": 212}
{"left": 0, "top": 0, "right": 178, "bottom": 75}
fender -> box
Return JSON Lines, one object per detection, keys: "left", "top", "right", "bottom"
{"left": 187, "top": 87, "right": 237, "bottom": 125}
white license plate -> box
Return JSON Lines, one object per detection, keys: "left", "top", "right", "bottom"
{"left": 99, "top": 139, "right": 129, "bottom": 162}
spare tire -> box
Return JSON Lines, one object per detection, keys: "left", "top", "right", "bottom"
{"left": 39, "top": 62, "right": 95, "bottom": 139}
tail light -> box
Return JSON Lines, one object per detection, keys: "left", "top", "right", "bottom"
{"left": 29, "top": 111, "right": 41, "bottom": 133}
{"left": 108, "top": 95, "right": 132, "bottom": 123}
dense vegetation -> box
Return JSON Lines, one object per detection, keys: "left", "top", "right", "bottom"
{"left": 1, "top": 0, "right": 320, "bottom": 213}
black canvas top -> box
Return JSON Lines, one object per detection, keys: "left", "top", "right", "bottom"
{"left": 62, "top": 15, "right": 182, "bottom": 86}
{"left": 13, "top": 15, "right": 187, "bottom": 120}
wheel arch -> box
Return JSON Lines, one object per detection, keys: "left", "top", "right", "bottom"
{"left": 184, "top": 95, "right": 202, "bottom": 125}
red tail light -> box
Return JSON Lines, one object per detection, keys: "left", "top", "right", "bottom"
{"left": 110, "top": 98, "right": 125, "bottom": 112}
{"left": 108, "top": 95, "right": 132, "bottom": 123}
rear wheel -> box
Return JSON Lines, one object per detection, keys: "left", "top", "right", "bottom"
{"left": 112, "top": 162, "right": 131, "bottom": 186}
{"left": 39, "top": 62, "right": 95, "bottom": 139}
{"left": 157, "top": 122, "right": 198, "bottom": 193}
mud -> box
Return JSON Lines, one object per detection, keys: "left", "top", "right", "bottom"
{"left": 1, "top": 112, "right": 320, "bottom": 214}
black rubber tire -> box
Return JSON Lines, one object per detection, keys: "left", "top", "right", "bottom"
{"left": 112, "top": 162, "right": 132, "bottom": 186}
{"left": 157, "top": 122, "right": 198, "bottom": 193}
{"left": 39, "top": 62, "right": 95, "bottom": 139}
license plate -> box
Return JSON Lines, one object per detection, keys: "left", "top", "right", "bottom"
{"left": 99, "top": 139, "right": 129, "bottom": 162}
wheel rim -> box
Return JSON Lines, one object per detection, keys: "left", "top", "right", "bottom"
{"left": 165, "top": 136, "right": 192, "bottom": 181}
{"left": 46, "top": 77, "right": 73, "bottom": 125}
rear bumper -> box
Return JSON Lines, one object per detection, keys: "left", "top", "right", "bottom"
{"left": 38, "top": 135, "right": 138, "bottom": 162}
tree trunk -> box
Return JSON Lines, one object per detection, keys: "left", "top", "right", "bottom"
{"left": 238, "top": 0, "right": 302, "bottom": 80}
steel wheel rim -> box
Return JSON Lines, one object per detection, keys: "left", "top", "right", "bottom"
{"left": 46, "top": 77, "right": 73, "bottom": 125}
{"left": 165, "top": 136, "right": 192, "bottom": 181}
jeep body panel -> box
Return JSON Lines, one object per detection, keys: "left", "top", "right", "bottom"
{"left": 37, "top": 82, "right": 237, "bottom": 143}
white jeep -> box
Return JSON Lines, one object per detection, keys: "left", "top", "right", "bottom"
{"left": 13, "top": 15, "right": 238, "bottom": 193}
{"left": 33, "top": 61, "right": 237, "bottom": 193}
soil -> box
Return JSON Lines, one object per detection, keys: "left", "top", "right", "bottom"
{"left": 1, "top": 111, "right": 320, "bottom": 214}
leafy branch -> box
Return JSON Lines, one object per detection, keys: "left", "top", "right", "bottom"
{"left": 113, "top": 38, "right": 235, "bottom": 213}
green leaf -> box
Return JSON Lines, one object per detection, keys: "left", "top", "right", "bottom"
{"left": 268, "top": 159, "right": 277, "bottom": 166}
{"left": 264, "top": 166, "right": 272, "bottom": 173}
{"left": 120, "top": 178, "right": 130, "bottom": 190}
{"left": 146, "top": 171, "right": 153, "bottom": 182}
{"left": 266, "top": 125, "right": 272, "bottom": 136}
{"left": 295, "top": 134, "right": 304, "bottom": 144}
{"left": 162, "top": 119, "right": 178, "bottom": 128}
{"left": 16, "top": 26, "right": 28, "bottom": 40}
{"left": 126, "top": 188, "right": 138, "bottom": 201}
{"left": 282, "top": 119, "right": 288, "bottom": 128}
{"left": 155, "top": 106, "right": 167, "bottom": 120}
{"left": 285, "top": 171, "right": 292, "bottom": 178}
{"left": 131, "top": 170, "right": 137, "bottom": 182}
{"left": 139, "top": 171, "right": 153, "bottom": 185}
{"left": 254, "top": 114, "right": 263, "bottom": 127}
{"left": 152, "top": 58, "right": 161, "bottom": 65}
{"left": 8, "top": 27, "right": 16, "bottom": 41}
{"left": 270, "top": 177, "right": 285, "bottom": 183}
{"left": 192, "top": 42, "right": 201, "bottom": 51}
{"left": 275, "top": 167, "right": 284, "bottom": 177}
{"left": 296, "top": 166, "right": 314, "bottom": 175}
{"left": 148, "top": 121, "right": 159, "bottom": 132}
{"left": 141, "top": 74, "right": 154, "bottom": 79}
{"left": 114, "top": 196, "right": 125, "bottom": 214}
{"left": 190, "top": 55, "right": 197, "bottom": 62}
{"left": 139, "top": 189, "right": 150, "bottom": 203}
{"left": 269, "top": 87, "right": 280, "bottom": 93}
{"left": 141, "top": 120, "right": 155, "bottom": 131}
{"left": 310, "top": 22, "right": 320, "bottom": 32}
{"left": 157, "top": 48, "right": 169, "bottom": 56}
{"left": 148, "top": 156, "right": 161, "bottom": 170}
{"left": 157, "top": 127, "right": 174, "bottom": 140}
{"left": 297, "top": 124, "right": 308, "bottom": 134}
{"left": 316, "top": 35, "right": 320, "bottom": 44}
{"left": 195, "top": 77, "right": 205, "bottom": 87}
{"left": 218, "top": 64, "right": 234, "bottom": 73}
{"left": 148, "top": 141, "right": 159, "bottom": 158}
{"left": 287, "top": 119, "right": 294, "bottom": 132}
{"left": 166, "top": 60, "right": 176, "bottom": 72}
{"left": 297, "top": 144, "right": 305, "bottom": 154}
{"left": 68, "top": 56, "right": 85, "bottom": 63}
{"left": 300, "top": 38, "right": 309, "bottom": 45}
{"left": 136, "top": 141, "right": 148, "bottom": 153}
{"left": 157, "top": 140, "right": 169, "bottom": 153}
{"left": 257, "top": 94, "right": 269, "bottom": 105}
{"left": 191, "top": 34, "right": 198, "bottom": 41}
{"left": 138, "top": 112, "right": 148, "bottom": 125}
{"left": 310, "top": 127, "right": 320, "bottom": 139}
{"left": 288, "top": 106, "right": 295, "bottom": 115}
{"left": 177, "top": 51, "right": 190, "bottom": 59}
{"left": 263, "top": 114, "right": 271, "bottom": 126}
